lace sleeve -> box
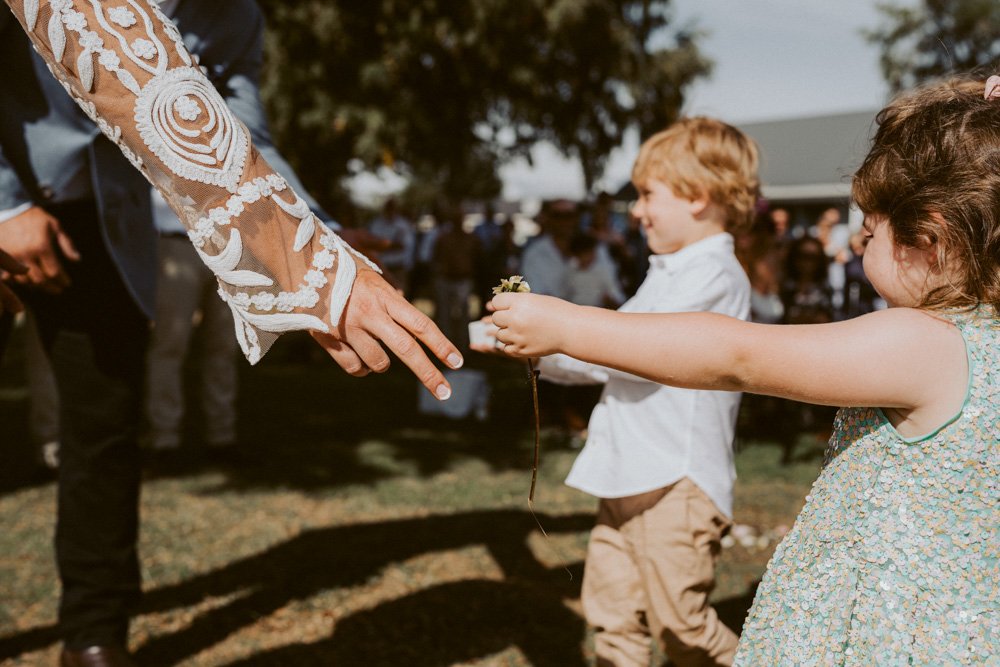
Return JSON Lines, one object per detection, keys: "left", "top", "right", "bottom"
{"left": 3, "top": 0, "right": 378, "bottom": 363}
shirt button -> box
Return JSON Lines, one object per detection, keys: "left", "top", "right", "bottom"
{"left": 39, "top": 185, "right": 55, "bottom": 201}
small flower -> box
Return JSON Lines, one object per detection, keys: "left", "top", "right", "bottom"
{"left": 107, "top": 6, "right": 137, "bottom": 28}
{"left": 492, "top": 275, "right": 531, "bottom": 295}
{"left": 303, "top": 269, "right": 326, "bottom": 288}
{"left": 225, "top": 198, "right": 245, "bottom": 217}
{"left": 98, "top": 49, "right": 121, "bottom": 70}
{"left": 252, "top": 292, "right": 276, "bottom": 311}
{"left": 208, "top": 208, "right": 230, "bottom": 225}
{"left": 62, "top": 10, "right": 87, "bottom": 31}
{"left": 313, "top": 250, "right": 335, "bottom": 270}
{"left": 79, "top": 30, "right": 104, "bottom": 52}
{"left": 173, "top": 95, "right": 201, "bottom": 122}
{"left": 131, "top": 38, "right": 156, "bottom": 60}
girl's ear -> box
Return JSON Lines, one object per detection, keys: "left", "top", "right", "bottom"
{"left": 920, "top": 212, "right": 947, "bottom": 272}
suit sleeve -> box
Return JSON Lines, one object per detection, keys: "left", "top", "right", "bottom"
{"left": 2, "top": 0, "right": 373, "bottom": 363}
{"left": 0, "top": 11, "right": 32, "bottom": 213}
{"left": 0, "top": 142, "right": 33, "bottom": 214}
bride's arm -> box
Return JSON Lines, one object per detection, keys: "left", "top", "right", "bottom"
{"left": 3, "top": 0, "right": 461, "bottom": 397}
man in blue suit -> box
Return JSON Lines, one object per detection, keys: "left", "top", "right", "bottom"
{"left": 0, "top": 2, "right": 340, "bottom": 664}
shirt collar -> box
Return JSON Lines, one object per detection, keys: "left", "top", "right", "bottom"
{"left": 648, "top": 232, "right": 734, "bottom": 272}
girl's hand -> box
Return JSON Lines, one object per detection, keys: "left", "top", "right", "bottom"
{"left": 490, "top": 292, "right": 576, "bottom": 357}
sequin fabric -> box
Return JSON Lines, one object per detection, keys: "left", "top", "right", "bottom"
{"left": 735, "top": 307, "right": 999, "bottom": 666}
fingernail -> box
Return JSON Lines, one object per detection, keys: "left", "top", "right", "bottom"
{"left": 435, "top": 384, "right": 451, "bottom": 401}
{"left": 447, "top": 353, "right": 463, "bottom": 369}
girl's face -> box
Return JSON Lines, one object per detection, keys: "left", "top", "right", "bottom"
{"left": 861, "top": 216, "right": 938, "bottom": 308}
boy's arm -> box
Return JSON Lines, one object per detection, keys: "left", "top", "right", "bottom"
{"left": 491, "top": 293, "right": 965, "bottom": 412}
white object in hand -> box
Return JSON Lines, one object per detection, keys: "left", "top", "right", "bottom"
{"left": 468, "top": 320, "right": 499, "bottom": 348}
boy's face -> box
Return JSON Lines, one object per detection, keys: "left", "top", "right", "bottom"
{"left": 631, "top": 178, "right": 711, "bottom": 254}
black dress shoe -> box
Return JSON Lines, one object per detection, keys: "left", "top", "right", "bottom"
{"left": 60, "top": 645, "right": 137, "bottom": 667}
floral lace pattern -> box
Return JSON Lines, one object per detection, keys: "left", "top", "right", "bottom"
{"left": 6, "top": 0, "right": 372, "bottom": 363}
{"left": 734, "top": 307, "right": 1000, "bottom": 665}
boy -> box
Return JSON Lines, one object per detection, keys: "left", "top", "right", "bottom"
{"left": 533, "top": 118, "right": 758, "bottom": 666}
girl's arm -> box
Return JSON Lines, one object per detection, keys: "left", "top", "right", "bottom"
{"left": 536, "top": 352, "right": 653, "bottom": 386}
{"left": 491, "top": 293, "right": 967, "bottom": 417}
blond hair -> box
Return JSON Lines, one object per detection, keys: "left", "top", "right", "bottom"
{"left": 853, "top": 74, "right": 1000, "bottom": 312}
{"left": 632, "top": 117, "right": 761, "bottom": 231}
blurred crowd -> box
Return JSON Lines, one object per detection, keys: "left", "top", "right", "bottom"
{"left": 15, "top": 192, "right": 885, "bottom": 470}
{"left": 352, "top": 194, "right": 885, "bottom": 448}
{"left": 363, "top": 196, "right": 883, "bottom": 337}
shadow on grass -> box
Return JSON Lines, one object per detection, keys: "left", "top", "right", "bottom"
{"left": 0, "top": 336, "right": 569, "bottom": 495}
{"left": 0, "top": 509, "right": 591, "bottom": 664}
{"left": 0, "top": 507, "right": 763, "bottom": 665}
{"left": 132, "top": 509, "right": 591, "bottom": 666}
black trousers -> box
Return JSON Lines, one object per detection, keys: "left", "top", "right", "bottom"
{"left": 20, "top": 200, "right": 149, "bottom": 648}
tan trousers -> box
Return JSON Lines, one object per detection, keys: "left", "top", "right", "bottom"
{"left": 582, "top": 477, "right": 737, "bottom": 667}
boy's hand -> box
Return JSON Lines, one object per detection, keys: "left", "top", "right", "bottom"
{"left": 490, "top": 292, "right": 575, "bottom": 358}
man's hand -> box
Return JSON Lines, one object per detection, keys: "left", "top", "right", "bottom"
{"left": 311, "top": 266, "right": 463, "bottom": 400}
{"left": 0, "top": 207, "right": 81, "bottom": 294}
{"left": 0, "top": 248, "right": 28, "bottom": 315}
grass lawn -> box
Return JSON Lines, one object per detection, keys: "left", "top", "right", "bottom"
{"left": 0, "top": 331, "right": 823, "bottom": 666}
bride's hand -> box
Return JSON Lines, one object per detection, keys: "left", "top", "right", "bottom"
{"left": 311, "top": 266, "right": 463, "bottom": 400}
{"left": 489, "top": 292, "right": 575, "bottom": 358}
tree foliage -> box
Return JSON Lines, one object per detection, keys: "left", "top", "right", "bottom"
{"left": 866, "top": 0, "right": 1000, "bottom": 92}
{"left": 256, "top": 0, "right": 710, "bottom": 209}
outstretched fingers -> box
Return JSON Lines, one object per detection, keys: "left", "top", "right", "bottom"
{"left": 383, "top": 298, "right": 464, "bottom": 400}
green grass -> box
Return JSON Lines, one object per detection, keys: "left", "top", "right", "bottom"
{"left": 0, "top": 331, "right": 822, "bottom": 666}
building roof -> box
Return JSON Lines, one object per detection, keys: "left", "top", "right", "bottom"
{"left": 738, "top": 110, "right": 878, "bottom": 203}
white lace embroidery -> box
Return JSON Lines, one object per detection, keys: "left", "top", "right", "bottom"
{"left": 131, "top": 37, "right": 155, "bottom": 58}
{"left": 173, "top": 95, "right": 199, "bottom": 121}
{"left": 133, "top": 67, "right": 249, "bottom": 192}
{"left": 107, "top": 6, "right": 135, "bottom": 28}
{"left": 17, "top": 0, "right": 367, "bottom": 363}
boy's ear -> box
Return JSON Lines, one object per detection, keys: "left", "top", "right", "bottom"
{"left": 688, "top": 192, "right": 712, "bottom": 217}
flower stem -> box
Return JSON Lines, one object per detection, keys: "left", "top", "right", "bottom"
{"left": 527, "top": 357, "right": 540, "bottom": 501}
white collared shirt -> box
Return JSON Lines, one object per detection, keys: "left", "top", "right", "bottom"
{"left": 538, "top": 232, "right": 750, "bottom": 517}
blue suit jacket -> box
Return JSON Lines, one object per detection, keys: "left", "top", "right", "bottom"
{"left": 0, "top": 0, "right": 329, "bottom": 317}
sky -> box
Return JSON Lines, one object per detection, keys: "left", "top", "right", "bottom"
{"left": 348, "top": 0, "right": 910, "bottom": 205}
{"left": 498, "top": 0, "right": 907, "bottom": 202}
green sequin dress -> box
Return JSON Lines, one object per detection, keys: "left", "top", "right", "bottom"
{"left": 734, "top": 307, "right": 999, "bottom": 666}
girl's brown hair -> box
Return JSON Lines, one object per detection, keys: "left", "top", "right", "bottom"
{"left": 853, "top": 74, "right": 1000, "bottom": 312}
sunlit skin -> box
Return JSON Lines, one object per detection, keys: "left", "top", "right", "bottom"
{"left": 632, "top": 179, "right": 725, "bottom": 254}
{"left": 859, "top": 216, "right": 940, "bottom": 308}
{"left": 489, "top": 210, "right": 968, "bottom": 440}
